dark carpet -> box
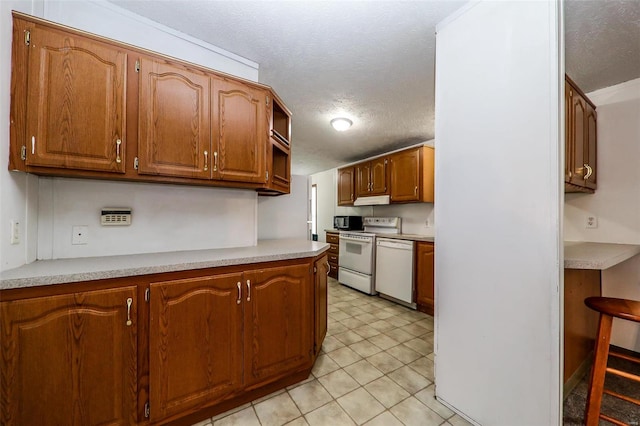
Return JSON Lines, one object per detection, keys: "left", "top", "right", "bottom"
{"left": 563, "top": 347, "right": 640, "bottom": 425}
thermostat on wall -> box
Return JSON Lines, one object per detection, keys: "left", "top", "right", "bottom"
{"left": 101, "top": 208, "right": 132, "bottom": 226}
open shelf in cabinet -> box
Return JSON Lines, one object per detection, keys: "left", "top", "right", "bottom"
{"left": 272, "top": 144, "right": 290, "bottom": 187}
{"left": 271, "top": 98, "right": 291, "bottom": 148}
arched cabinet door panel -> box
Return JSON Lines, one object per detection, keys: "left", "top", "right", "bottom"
{"left": 0, "top": 286, "right": 138, "bottom": 425}
{"left": 25, "top": 25, "right": 127, "bottom": 173}
{"left": 212, "top": 78, "right": 267, "bottom": 183}
{"left": 138, "top": 57, "right": 211, "bottom": 179}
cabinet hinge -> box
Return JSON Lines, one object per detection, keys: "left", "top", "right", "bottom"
{"left": 134, "top": 157, "right": 139, "bottom": 170}
{"left": 24, "top": 30, "right": 30, "bottom": 46}
{"left": 20, "top": 146, "right": 26, "bottom": 161}
{"left": 144, "top": 288, "right": 150, "bottom": 302}
{"left": 144, "top": 402, "right": 150, "bottom": 418}
{"left": 135, "top": 60, "right": 140, "bottom": 73}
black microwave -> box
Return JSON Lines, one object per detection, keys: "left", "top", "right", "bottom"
{"left": 333, "top": 216, "right": 363, "bottom": 231}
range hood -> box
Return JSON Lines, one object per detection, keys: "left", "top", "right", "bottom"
{"left": 353, "top": 195, "right": 390, "bottom": 206}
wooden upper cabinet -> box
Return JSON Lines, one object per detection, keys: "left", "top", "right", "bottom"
{"left": 243, "top": 264, "right": 312, "bottom": 388}
{"left": 11, "top": 13, "right": 289, "bottom": 193}
{"left": 355, "top": 162, "right": 372, "bottom": 197}
{"left": 24, "top": 25, "right": 126, "bottom": 173}
{"left": 585, "top": 102, "right": 597, "bottom": 189}
{"left": 337, "top": 166, "right": 355, "bottom": 205}
{"left": 212, "top": 78, "right": 267, "bottom": 183}
{"left": 138, "top": 57, "right": 211, "bottom": 179}
{"left": 389, "top": 146, "right": 434, "bottom": 203}
{"left": 565, "top": 75, "right": 597, "bottom": 193}
{"left": 148, "top": 273, "right": 244, "bottom": 422}
{"left": 0, "top": 286, "right": 137, "bottom": 425}
{"left": 370, "top": 157, "right": 388, "bottom": 194}
{"left": 415, "top": 242, "right": 435, "bottom": 315}
{"left": 355, "top": 158, "right": 388, "bottom": 197}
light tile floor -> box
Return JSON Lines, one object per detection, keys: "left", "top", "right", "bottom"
{"left": 191, "top": 278, "right": 472, "bottom": 426}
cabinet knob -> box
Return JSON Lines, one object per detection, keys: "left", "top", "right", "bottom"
{"left": 584, "top": 164, "right": 593, "bottom": 180}
{"left": 204, "top": 150, "right": 209, "bottom": 171}
{"left": 214, "top": 151, "right": 219, "bottom": 172}
{"left": 246, "top": 280, "right": 251, "bottom": 302}
{"left": 236, "top": 282, "right": 242, "bottom": 305}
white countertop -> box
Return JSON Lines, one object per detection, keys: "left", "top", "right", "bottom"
{"left": 0, "top": 239, "right": 329, "bottom": 290}
{"left": 564, "top": 241, "right": 640, "bottom": 270}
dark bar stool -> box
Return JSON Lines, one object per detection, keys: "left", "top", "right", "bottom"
{"left": 584, "top": 297, "right": 640, "bottom": 426}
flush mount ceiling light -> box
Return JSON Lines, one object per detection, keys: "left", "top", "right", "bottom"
{"left": 330, "top": 117, "right": 353, "bottom": 131}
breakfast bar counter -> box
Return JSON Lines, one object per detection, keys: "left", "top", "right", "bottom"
{"left": 564, "top": 241, "right": 640, "bottom": 270}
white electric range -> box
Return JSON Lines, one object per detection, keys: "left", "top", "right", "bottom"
{"left": 338, "top": 217, "right": 401, "bottom": 295}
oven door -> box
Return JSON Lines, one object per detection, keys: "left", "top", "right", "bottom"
{"left": 339, "top": 234, "right": 374, "bottom": 275}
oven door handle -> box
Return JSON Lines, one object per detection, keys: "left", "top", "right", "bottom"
{"left": 340, "top": 235, "right": 373, "bottom": 244}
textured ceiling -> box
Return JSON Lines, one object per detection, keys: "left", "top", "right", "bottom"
{"left": 565, "top": 0, "right": 640, "bottom": 93}
{"left": 110, "top": 0, "right": 640, "bottom": 175}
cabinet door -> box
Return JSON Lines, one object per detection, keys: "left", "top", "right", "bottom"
{"left": 569, "top": 91, "right": 587, "bottom": 187}
{"left": 212, "top": 78, "right": 267, "bottom": 183}
{"left": 0, "top": 287, "right": 137, "bottom": 425}
{"left": 370, "top": 157, "right": 388, "bottom": 195}
{"left": 25, "top": 26, "right": 126, "bottom": 173}
{"left": 148, "top": 273, "right": 243, "bottom": 422}
{"left": 415, "top": 242, "right": 435, "bottom": 315}
{"left": 564, "top": 82, "right": 574, "bottom": 183}
{"left": 138, "top": 57, "right": 211, "bottom": 179}
{"left": 584, "top": 104, "right": 597, "bottom": 189}
{"left": 314, "top": 255, "right": 329, "bottom": 355}
{"left": 355, "top": 162, "right": 372, "bottom": 197}
{"left": 337, "top": 167, "right": 355, "bottom": 205}
{"left": 389, "top": 148, "right": 422, "bottom": 202}
{"left": 244, "top": 263, "right": 312, "bottom": 388}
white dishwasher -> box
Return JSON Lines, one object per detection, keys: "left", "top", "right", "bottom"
{"left": 375, "top": 238, "right": 415, "bottom": 308}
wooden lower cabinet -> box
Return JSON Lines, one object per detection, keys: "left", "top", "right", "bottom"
{"left": 564, "top": 268, "right": 601, "bottom": 393}
{"left": 0, "top": 286, "right": 138, "bottom": 426}
{"left": 415, "top": 242, "right": 435, "bottom": 315}
{"left": 0, "top": 254, "right": 327, "bottom": 425}
{"left": 314, "top": 255, "right": 329, "bottom": 355}
{"left": 148, "top": 273, "right": 243, "bottom": 422}
{"left": 244, "top": 264, "right": 313, "bottom": 388}
{"left": 326, "top": 231, "right": 339, "bottom": 279}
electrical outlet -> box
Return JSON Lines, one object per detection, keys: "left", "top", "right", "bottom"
{"left": 72, "top": 226, "right": 89, "bottom": 245}
{"left": 10, "top": 220, "right": 20, "bottom": 245}
{"left": 425, "top": 219, "right": 431, "bottom": 227}
{"left": 586, "top": 215, "right": 598, "bottom": 229}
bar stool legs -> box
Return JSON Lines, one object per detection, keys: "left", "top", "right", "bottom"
{"left": 583, "top": 297, "right": 640, "bottom": 426}
{"left": 584, "top": 313, "right": 613, "bottom": 426}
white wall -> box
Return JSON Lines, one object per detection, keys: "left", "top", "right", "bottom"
{"left": 373, "top": 203, "right": 434, "bottom": 236}
{"left": 38, "top": 178, "right": 257, "bottom": 259}
{"left": 565, "top": 78, "right": 640, "bottom": 351}
{"left": 434, "top": 2, "right": 562, "bottom": 425}
{"left": 258, "top": 175, "right": 309, "bottom": 240}
{"left": 1, "top": 0, "right": 262, "bottom": 268}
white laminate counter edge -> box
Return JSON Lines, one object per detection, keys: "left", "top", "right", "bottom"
{"left": 564, "top": 242, "right": 640, "bottom": 270}
{"left": 0, "top": 239, "right": 330, "bottom": 290}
